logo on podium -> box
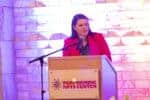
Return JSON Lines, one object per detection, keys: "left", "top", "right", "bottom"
{"left": 51, "top": 78, "right": 61, "bottom": 90}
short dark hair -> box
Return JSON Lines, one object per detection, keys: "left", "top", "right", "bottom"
{"left": 71, "top": 13, "right": 92, "bottom": 38}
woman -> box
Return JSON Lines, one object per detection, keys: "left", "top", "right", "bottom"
{"left": 63, "top": 13, "right": 112, "bottom": 61}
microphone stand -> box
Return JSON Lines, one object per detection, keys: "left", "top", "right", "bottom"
{"left": 29, "top": 42, "right": 78, "bottom": 100}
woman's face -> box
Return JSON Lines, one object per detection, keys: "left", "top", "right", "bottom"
{"left": 73, "top": 19, "right": 89, "bottom": 37}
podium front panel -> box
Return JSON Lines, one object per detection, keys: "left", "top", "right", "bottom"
{"left": 48, "top": 56, "right": 117, "bottom": 100}
{"left": 49, "top": 69, "right": 100, "bottom": 99}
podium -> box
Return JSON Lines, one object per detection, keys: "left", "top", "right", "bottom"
{"left": 48, "top": 55, "right": 117, "bottom": 100}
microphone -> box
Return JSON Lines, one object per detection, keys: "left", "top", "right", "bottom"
{"left": 77, "top": 36, "right": 89, "bottom": 55}
{"left": 77, "top": 37, "right": 83, "bottom": 50}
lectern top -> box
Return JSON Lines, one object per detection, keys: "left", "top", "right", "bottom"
{"left": 48, "top": 55, "right": 102, "bottom": 70}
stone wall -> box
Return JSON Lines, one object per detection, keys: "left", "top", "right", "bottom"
{"left": 1, "top": 0, "right": 150, "bottom": 100}
{"left": 0, "top": 0, "right": 17, "bottom": 100}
